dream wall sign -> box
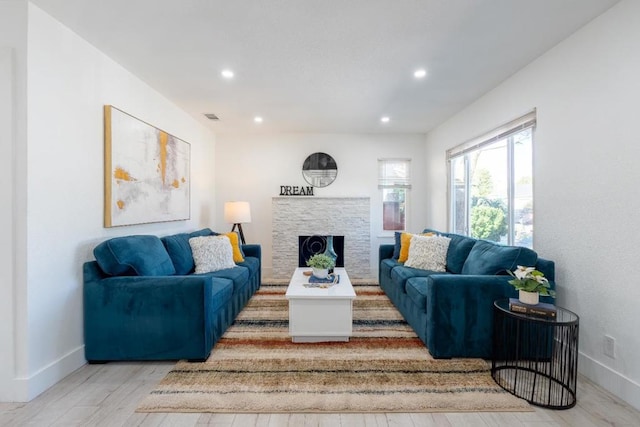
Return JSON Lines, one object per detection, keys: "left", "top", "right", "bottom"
{"left": 104, "top": 105, "right": 190, "bottom": 227}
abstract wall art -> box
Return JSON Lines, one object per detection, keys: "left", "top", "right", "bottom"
{"left": 104, "top": 105, "right": 190, "bottom": 227}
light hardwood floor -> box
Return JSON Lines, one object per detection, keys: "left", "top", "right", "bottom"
{"left": 1, "top": 361, "right": 639, "bottom": 426}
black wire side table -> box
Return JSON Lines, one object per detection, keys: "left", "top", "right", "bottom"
{"left": 492, "top": 299, "right": 579, "bottom": 409}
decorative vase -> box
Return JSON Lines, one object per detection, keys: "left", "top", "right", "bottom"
{"left": 312, "top": 268, "right": 329, "bottom": 279}
{"left": 519, "top": 290, "right": 539, "bottom": 305}
{"left": 323, "top": 235, "right": 338, "bottom": 273}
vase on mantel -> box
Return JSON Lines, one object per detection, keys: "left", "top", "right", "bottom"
{"left": 519, "top": 290, "right": 539, "bottom": 305}
{"left": 323, "top": 235, "right": 338, "bottom": 274}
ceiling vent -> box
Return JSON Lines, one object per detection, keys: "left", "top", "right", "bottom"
{"left": 204, "top": 113, "right": 220, "bottom": 121}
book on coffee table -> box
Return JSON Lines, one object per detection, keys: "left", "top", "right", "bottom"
{"left": 509, "top": 298, "right": 557, "bottom": 318}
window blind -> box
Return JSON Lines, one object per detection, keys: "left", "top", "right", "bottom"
{"left": 378, "top": 158, "right": 411, "bottom": 189}
{"left": 447, "top": 109, "right": 536, "bottom": 160}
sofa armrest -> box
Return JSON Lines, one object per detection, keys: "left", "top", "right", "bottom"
{"left": 241, "top": 244, "right": 261, "bottom": 261}
{"left": 83, "top": 264, "right": 218, "bottom": 360}
{"left": 536, "top": 257, "right": 555, "bottom": 282}
{"left": 425, "top": 274, "right": 516, "bottom": 358}
{"left": 379, "top": 244, "right": 394, "bottom": 261}
{"left": 379, "top": 244, "right": 395, "bottom": 284}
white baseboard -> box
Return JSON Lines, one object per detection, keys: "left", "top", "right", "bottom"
{"left": 4, "top": 345, "right": 85, "bottom": 402}
{"left": 579, "top": 351, "right": 640, "bottom": 411}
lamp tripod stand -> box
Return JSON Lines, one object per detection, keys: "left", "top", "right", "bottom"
{"left": 225, "top": 201, "right": 251, "bottom": 245}
{"left": 231, "top": 223, "right": 246, "bottom": 244}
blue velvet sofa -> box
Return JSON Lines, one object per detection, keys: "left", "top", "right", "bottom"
{"left": 83, "top": 228, "right": 261, "bottom": 362}
{"left": 379, "top": 229, "right": 555, "bottom": 359}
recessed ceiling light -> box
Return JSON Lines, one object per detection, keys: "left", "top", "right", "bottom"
{"left": 414, "top": 68, "right": 427, "bottom": 79}
{"left": 221, "top": 69, "right": 234, "bottom": 79}
{"left": 254, "top": 116, "right": 263, "bottom": 123}
{"left": 381, "top": 116, "right": 390, "bottom": 123}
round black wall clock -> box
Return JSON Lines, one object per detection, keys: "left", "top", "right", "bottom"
{"left": 302, "top": 152, "right": 338, "bottom": 187}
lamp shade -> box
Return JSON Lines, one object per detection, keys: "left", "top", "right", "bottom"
{"left": 224, "top": 201, "right": 252, "bottom": 224}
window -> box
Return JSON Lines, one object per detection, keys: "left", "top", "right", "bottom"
{"left": 448, "top": 111, "right": 535, "bottom": 247}
{"left": 379, "top": 159, "right": 411, "bottom": 231}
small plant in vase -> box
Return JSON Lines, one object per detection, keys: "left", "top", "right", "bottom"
{"left": 507, "top": 265, "right": 555, "bottom": 305}
{"left": 306, "top": 253, "right": 336, "bottom": 279}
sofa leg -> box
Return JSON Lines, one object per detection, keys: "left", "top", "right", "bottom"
{"left": 87, "top": 360, "right": 108, "bottom": 364}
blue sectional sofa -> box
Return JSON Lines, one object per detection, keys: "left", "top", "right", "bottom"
{"left": 83, "top": 228, "right": 261, "bottom": 362}
{"left": 379, "top": 229, "right": 555, "bottom": 359}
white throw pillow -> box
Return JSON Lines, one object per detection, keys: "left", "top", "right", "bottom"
{"left": 189, "top": 235, "right": 237, "bottom": 274}
{"left": 404, "top": 234, "right": 451, "bottom": 272}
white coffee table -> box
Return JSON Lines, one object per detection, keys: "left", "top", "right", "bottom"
{"left": 285, "top": 267, "right": 356, "bottom": 343}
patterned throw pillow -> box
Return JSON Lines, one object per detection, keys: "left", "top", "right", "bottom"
{"left": 189, "top": 235, "right": 237, "bottom": 274}
{"left": 404, "top": 234, "right": 451, "bottom": 272}
{"left": 398, "top": 232, "right": 434, "bottom": 263}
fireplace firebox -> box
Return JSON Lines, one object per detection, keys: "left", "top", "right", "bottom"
{"left": 298, "top": 235, "right": 344, "bottom": 268}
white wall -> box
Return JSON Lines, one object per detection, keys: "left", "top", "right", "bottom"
{"left": 425, "top": 0, "right": 640, "bottom": 410}
{"left": 215, "top": 133, "right": 426, "bottom": 279}
{"left": 0, "top": 45, "right": 16, "bottom": 402}
{"left": 0, "top": 3, "right": 217, "bottom": 402}
{"left": 0, "top": 0, "right": 28, "bottom": 403}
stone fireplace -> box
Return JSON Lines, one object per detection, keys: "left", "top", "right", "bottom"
{"left": 272, "top": 197, "right": 370, "bottom": 279}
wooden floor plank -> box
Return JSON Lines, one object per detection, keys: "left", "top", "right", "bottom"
{"left": 205, "top": 413, "right": 236, "bottom": 427}
{"left": 386, "top": 413, "right": 415, "bottom": 427}
{"left": 408, "top": 413, "right": 452, "bottom": 427}
{"left": 317, "top": 413, "right": 341, "bottom": 427}
{"left": 1, "top": 362, "right": 638, "bottom": 427}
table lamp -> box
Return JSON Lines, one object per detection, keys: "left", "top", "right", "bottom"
{"left": 224, "top": 201, "right": 251, "bottom": 244}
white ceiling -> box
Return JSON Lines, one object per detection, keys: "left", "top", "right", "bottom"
{"left": 31, "top": 0, "right": 618, "bottom": 134}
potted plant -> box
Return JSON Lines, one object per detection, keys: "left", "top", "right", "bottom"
{"left": 306, "top": 253, "right": 336, "bottom": 279}
{"left": 507, "top": 265, "right": 556, "bottom": 305}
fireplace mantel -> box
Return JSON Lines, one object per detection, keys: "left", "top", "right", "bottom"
{"left": 272, "top": 197, "right": 370, "bottom": 279}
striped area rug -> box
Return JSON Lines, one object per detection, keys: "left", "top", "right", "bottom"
{"left": 137, "top": 283, "right": 530, "bottom": 413}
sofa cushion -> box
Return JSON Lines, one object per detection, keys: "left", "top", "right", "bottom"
{"left": 94, "top": 235, "right": 176, "bottom": 276}
{"left": 461, "top": 240, "right": 538, "bottom": 275}
{"left": 381, "top": 258, "right": 402, "bottom": 281}
{"left": 236, "top": 256, "right": 259, "bottom": 277}
{"left": 406, "top": 278, "right": 429, "bottom": 313}
{"left": 162, "top": 228, "right": 215, "bottom": 275}
{"left": 390, "top": 265, "right": 439, "bottom": 293}
{"left": 208, "top": 277, "right": 235, "bottom": 313}
{"left": 203, "top": 265, "right": 251, "bottom": 294}
{"left": 404, "top": 234, "right": 451, "bottom": 272}
{"left": 421, "top": 229, "right": 477, "bottom": 274}
{"left": 190, "top": 235, "right": 237, "bottom": 274}
{"left": 444, "top": 233, "right": 477, "bottom": 274}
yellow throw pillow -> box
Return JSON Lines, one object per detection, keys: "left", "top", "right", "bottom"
{"left": 398, "top": 233, "right": 413, "bottom": 263}
{"left": 399, "top": 232, "right": 434, "bottom": 263}
{"left": 224, "top": 232, "right": 245, "bottom": 263}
